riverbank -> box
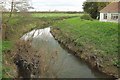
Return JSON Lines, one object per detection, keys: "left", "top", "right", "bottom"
{"left": 50, "top": 17, "right": 119, "bottom": 78}
{"left": 2, "top": 13, "right": 45, "bottom": 78}
{"left": 2, "top": 13, "right": 82, "bottom": 78}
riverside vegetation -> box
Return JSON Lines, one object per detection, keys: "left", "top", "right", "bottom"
{"left": 51, "top": 17, "right": 119, "bottom": 78}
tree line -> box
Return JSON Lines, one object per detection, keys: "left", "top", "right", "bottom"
{"left": 83, "top": 2, "right": 110, "bottom": 19}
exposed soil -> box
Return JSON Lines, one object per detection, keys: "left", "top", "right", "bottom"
{"left": 50, "top": 27, "right": 119, "bottom": 79}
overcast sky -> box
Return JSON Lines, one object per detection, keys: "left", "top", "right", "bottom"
{"left": 31, "top": 0, "right": 86, "bottom": 11}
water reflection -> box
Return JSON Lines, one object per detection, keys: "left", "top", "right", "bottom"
{"left": 21, "top": 27, "right": 109, "bottom": 78}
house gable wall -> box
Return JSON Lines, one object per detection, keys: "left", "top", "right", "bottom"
{"left": 100, "top": 13, "right": 119, "bottom": 23}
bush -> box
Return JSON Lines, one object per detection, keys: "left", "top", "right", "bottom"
{"left": 81, "top": 14, "right": 93, "bottom": 20}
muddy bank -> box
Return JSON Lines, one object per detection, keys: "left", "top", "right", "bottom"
{"left": 50, "top": 27, "right": 119, "bottom": 78}
{"left": 13, "top": 40, "right": 41, "bottom": 79}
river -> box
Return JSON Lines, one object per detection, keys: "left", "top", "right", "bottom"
{"left": 21, "top": 27, "right": 109, "bottom": 78}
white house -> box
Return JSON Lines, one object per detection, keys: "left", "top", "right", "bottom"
{"left": 99, "top": 2, "right": 120, "bottom": 23}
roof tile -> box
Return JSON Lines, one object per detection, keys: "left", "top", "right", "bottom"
{"left": 100, "top": 2, "right": 120, "bottom": 13}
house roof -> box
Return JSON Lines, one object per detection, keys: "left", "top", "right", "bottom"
{"left": 99, "top": 2, "right": 120, "bottom": 13}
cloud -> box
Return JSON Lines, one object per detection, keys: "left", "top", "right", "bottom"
{"left": 31, "top": 0, "right": 86, "bottom": 11}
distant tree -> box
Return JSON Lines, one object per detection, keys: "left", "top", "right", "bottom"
{"left": 83, "top": 2, "right": 109, "bottom": 19}
{"left": 97, "top": 2, "right": 110, "bottom": 11}
{"left": 83, "top": 2, "right": 98, "bottom": 19}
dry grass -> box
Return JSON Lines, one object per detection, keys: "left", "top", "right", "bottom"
{"left": 12, "top": 39, "right": 62, "bottom": 78}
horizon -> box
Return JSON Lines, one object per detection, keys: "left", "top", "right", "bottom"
{"left": 31, "top": 0, "right": 86, "bottom": 12}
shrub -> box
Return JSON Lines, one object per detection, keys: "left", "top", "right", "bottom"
{"left": 81, "top": 14, "right": 93, "bottom": 20}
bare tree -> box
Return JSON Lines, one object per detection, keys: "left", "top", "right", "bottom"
{"left": 13, "top": 0, "right": 34, "bottom": 12}
{"left": 10, "top": 0, "right": 33, "bottom": 20}
{"left": 7, "top": 0, "right": 14, "bottom": 23}
{"left": 2, "top": 0, "right": 33, "bottom": 39}
{"left": 2, "top": 0, "right": 34, "bottom": 23}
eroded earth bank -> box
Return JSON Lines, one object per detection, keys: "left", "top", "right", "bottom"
{"left": 51, "top": 27, "right": 119, "bottom": 79}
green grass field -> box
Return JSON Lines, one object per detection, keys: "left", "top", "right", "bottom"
{"left": 32, "top": 13, "right": 82, "bottom": 18}
{"left": 53, "top": 17, "right": 118, "bottom": 59}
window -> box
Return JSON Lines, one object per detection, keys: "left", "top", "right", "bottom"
{"left": 111, "top": 14, "right": 118, "bottom": 20}
{"left": 103, "top": 13, "right": 107, "bottom": 19}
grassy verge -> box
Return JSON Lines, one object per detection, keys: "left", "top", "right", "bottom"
{"left": 0, "top": 40, "right": 14, "bottom": 78}
{"left": 51, "top": 17, "right": 118, "bottom": 77}
{"left": 0, "top": 40, "right": 2, "bottom": 79}
{"left": 2, "top": 41, "right": 13, "bottom": 51}
{"left": 1, "top": 41, "right": 16, "bottom": 78}
{"left": 53, "top": 17, "right": 118, "bottom": 56}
